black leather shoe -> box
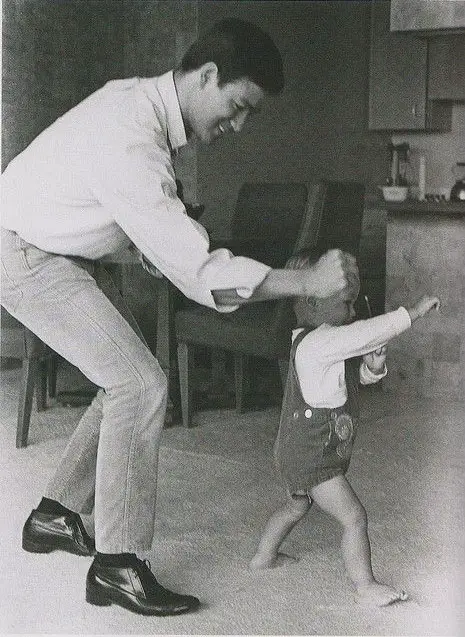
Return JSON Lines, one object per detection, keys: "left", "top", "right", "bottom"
{"left": 22, "top": 509, "right": 95, "bottom": 556}
{"left": 86, "top": 556, "right": 200, "bottom": 615}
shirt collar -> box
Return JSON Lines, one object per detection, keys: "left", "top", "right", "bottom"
{"left": 156, "top": 71, "right": 187, "bottom": 152}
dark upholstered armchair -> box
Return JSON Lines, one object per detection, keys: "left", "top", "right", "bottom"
{"left": 175, "top": 180, "right": 365, "bottom": 427}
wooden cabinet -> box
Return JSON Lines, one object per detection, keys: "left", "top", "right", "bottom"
{"left": 368, "top": 1, "right": 452, "bottom": 131}
{"left": 428, "top": 35, "right": 465, "bottom": 101}
{"left": 390, "top": 0, "right": 465, "bottom": 33}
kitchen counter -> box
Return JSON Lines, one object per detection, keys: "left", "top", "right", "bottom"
{"left": 385, "top": 200, "right": 465, "bottom": 216}
{"left": 382, "top": 202, "right": 464, "bottom": 400}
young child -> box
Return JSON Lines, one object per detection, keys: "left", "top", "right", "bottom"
{"left": 249, "top": 250, "right": 440, "bottom": 607}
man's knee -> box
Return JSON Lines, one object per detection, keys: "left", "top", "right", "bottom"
{"left": 117, "top": 355, "right": 168, "bottom": 407}
{"left": 288, "top": 493, "right": 311, "bottom": 518}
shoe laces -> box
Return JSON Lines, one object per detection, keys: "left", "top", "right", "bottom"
{"left": 135, "top": 557, "right": 159, "bottom": 590}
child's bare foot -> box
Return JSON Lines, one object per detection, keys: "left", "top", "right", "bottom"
{"left": 356, "top": 582, "right": 408, "bottom": 607}
{"left": 249, "top": 551, "right": 299, "bottom": 570}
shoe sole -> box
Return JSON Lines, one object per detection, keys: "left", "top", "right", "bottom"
{"left": 22, "top": 536, "right": 94, "bottom": 556}
{"left": 86, "top": 583, "right": 199, "bottom": 616}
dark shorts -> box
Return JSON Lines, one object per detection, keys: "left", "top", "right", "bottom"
{"left": 274, "top": 404, "right": 357, "bottom": 494}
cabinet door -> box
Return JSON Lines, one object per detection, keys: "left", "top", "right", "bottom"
{"left": 369, "top": 1, "right": 428, "bottom": 130}
{"left": 428, "top": 35, "right": 465, "bottom": 101}
{"left": 390, "top": 0, "right": 465, "bottom": 32}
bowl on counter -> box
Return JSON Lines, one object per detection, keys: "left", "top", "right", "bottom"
{"left": 380, "top": 185, "right": 409, "bottom": 202}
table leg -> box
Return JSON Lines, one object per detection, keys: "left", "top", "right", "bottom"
{"left": 155, "top": 277, "right": 181, "bottom": 425}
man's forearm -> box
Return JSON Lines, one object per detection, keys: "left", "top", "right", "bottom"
{"left": 212, "top": 269, "right": 306, "bottom": 306}
{"left": 212, "top": 249, "right": 357, "bottom": 307}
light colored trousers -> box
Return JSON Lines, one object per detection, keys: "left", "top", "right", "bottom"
{"left": 1, "top": 228, "right": 167, "bottom": 553}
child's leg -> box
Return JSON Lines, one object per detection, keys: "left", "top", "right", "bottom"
{"left": 310, "top": 475, "right": 408, "bottom": 606}
{"left": 249, "top": 494, "right": 311, "bottom": 570}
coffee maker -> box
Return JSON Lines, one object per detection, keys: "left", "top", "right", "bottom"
{"left": 450, "top": 162, "right": 465, "bottom": 201}
{"left": 388, "top": 142, "right": 410, "bottom": 186}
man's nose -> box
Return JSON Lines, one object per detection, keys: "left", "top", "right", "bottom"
{"left": 230, "top": 110, "right": 249, "bottom": 132}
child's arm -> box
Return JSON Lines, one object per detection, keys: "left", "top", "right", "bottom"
{"left": 406, "top": 295, "right": 441, "bottom": 322}
{"left": 359, "top": 296, "right": 439, "bottom": 385}
{"left": 300, "top": 296, "right": 441, "bottom": 365}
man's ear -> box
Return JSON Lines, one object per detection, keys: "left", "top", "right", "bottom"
{"left": 305, "top": 296, "right": 318, "bottom": 309}
{"left": 199, "top": 62, "right": 219, "bottom": 88}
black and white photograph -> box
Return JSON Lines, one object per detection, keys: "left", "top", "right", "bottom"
{"left": 1, "top": 0, "right": 464, "bottom": 634}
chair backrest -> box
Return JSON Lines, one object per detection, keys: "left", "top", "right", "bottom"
{"left": 265, "top": 181, "right": 328, "bottom": 339}
{"left": 268, "top": 179, "right": 365, "bottom": 341}
{"left": 231, "top": 182, "right": 312, "bottom": 268}
{"left": 315, "top": 180, "right": 365, "bottom": 258}
{"left": 225, "top": 181, "right": 328, "bottom": 347}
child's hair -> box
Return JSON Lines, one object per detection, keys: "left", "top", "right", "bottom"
{"left": 286, "top": 247, "right": 360, "bottom": 328}
{"left": 179, "top": 18, "right": 284, "bottom": 95}
{"left": 285, "top": 247, "right": 322, "bottom": 272}
{"left": 284, "top": 247, "right": 323, "bottom": 328}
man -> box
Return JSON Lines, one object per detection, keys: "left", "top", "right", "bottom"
{"left": 1, "top": 18, "right": 356, "bottom": 616}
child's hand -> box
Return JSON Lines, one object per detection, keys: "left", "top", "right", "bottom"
{"left": 363, "top": 345, "right": 387, "bottom": 375}
{"left": 407, "top": 296, "right": 440, "bottom": 322}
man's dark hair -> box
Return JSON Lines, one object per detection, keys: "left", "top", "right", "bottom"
{"left": 179, "top": 18, "right": 284, "bottom": 95}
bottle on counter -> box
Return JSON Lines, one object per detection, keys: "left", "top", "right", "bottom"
{"left": 450, "top": 162, "right": 465, "bottom": 202}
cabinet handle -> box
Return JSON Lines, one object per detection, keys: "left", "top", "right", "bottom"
{"left": 411, "top": 104, "right": 418, "bottom": 116}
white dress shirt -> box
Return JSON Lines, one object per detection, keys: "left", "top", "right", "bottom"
{"left": 1, "top": 71, "right": 270, "bottom": 311}
{"left": 293, "top": 307, "right": 412, "bottom": 408}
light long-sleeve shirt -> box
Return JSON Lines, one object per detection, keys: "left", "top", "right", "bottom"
{"left": 1, "top": 71, "right": 270, "bottom": 311}
{"left": 293, "top": 307, "right": 412, "bottom": 408}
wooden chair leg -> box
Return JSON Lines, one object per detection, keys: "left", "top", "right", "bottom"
{"left": 177, "top": 341, "right": 194, "bottom": 427}
{"left": 36, "top": 359, "right": 48, "bottom": 412}
{"left": 47, "top": 354, "right": 58, "bottom": 398}
{"left": 16, "top": 357, "right": 38, "bottom": 449}
{"left": 278, "top": 358, "right": 289, "bottom": 390}
{"left": 234, "top": 353, "right": 247, "bottom": 413}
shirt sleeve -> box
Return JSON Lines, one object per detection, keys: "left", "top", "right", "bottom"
{"left": 300, "top": 307, "right": 412, "bottom": 364}
{"left": 90, "top": 141, "right": 271, "bottom": 311}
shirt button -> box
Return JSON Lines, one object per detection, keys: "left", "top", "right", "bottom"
{"left": 304, "top": 408, "right": 312, "bottom": 418}
{"left": 293, "top": 411, "right": 299, "bottom": 419}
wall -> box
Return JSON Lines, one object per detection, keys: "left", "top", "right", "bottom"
{"left": 196, "top": 0, "right": 390, "bottom": 238}
{"left": 2, "top": 0, "right": 125, "bottom": 170}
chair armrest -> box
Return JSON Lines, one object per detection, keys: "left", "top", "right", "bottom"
{"left": 210, "top": 237, "right": 268, "bottom": 256}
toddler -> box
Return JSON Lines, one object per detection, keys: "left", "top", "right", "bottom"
{"left": 249, "top": 250, "right": 440, "bottom": 607}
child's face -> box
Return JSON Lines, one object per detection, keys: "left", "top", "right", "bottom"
{"left": 320, "top": 284, "right": 359, "bottom": 326}
{"left": 297, "top": 279, "right": 360, "bottom": 328}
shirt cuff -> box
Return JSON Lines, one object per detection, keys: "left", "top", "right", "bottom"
{"left": 359, "top": 360, "right": 387, "bottom": 385}
{"left": 207, "top": 254, "right": 271, "bottom": 312}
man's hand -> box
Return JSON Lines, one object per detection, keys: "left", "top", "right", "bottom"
{"left": 407, "top": 296, "right": 440, "bottom": 322}
{"left": 306, "top": 249, "right": 358, "bottom": 298}
{"left": 363, "top": 345, "right": 387, "bottom": 375}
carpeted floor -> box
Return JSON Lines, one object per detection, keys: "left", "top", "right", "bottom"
{"left": 1, "top": 361, "right": 464, "bottom": 636}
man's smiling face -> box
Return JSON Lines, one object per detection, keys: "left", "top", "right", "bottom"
{"left": 185, "top": 65, "right": 265, "bottom": 143}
